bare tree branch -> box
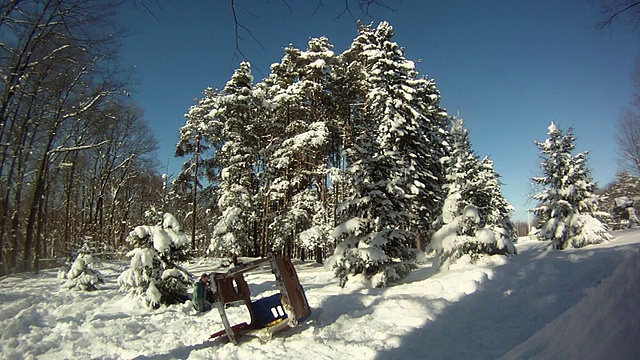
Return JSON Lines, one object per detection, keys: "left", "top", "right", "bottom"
{"left": 335, "top": 0, "right": 357, "bottom": 22}
{"left": 229, "top": 0, "right": 265, "bottom": 60}
{"left": 282, "top": 0, "right": 293, "bottom": 13}
{"left": 49, "top": 140, "right": 111, "bottom": 154}
{"left": 597, "top": 0, "right": 640, "bottom": 31}
{"left": 334, "top": 0, "right": 396, "bottom": 22}
{"left": 616, "top": 58, "right": 640, "bottom": 175}
{"left": 312, "top": 0, "right": 324, "bottom": 16}
{"left": 137, "top": 0, "right": 161, "bottom": 22}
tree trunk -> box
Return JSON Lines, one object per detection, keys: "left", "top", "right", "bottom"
{"left": 191, "top": 137, "right": 200, "bottom": 250}
{"left": 63, "top": 159, "right": 77, "bottom": 253}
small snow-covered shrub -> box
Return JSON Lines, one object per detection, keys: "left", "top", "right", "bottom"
{"left": 428, "top": 205, "right": 516, "bottom": 269}
{"left": 327, "top": 237, "right": 385, "bottom": 287}
{"left": 327, "top": 231, "right": 417, "bottom": 288}
{"left": 59, "top": 245, "right": 104, "bottom": 291}
{"left": 118, "top": 213, "right": 192, "bottom": 308}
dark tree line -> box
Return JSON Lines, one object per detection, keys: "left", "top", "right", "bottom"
{"left": 0, "top": 0, "right": 162, "bottom": 275}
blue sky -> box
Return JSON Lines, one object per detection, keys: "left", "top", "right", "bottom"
{"left": 118, "top": 0, "right": 640, "bottom": 222}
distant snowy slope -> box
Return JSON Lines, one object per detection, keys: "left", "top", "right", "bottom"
{"left": 501, "top": 245, "right": 640, "bottom": 360}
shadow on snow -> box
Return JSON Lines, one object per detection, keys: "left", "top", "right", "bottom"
{"left": 373, "top": 240, "right": 637, "bottom": 360}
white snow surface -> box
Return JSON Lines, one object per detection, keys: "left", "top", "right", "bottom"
{"left": 1, "top": 230, "right": 639, "bottom": 359}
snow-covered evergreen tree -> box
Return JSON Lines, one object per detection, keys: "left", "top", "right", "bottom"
{"left": 476, "top": 157, "right": 518, "bottom": 242}
{"left": 210, "top": 62, "right": 263, "bottom": 256}
{"left": 428, "top": 203, "right": 516, "bottom": 269}
{"left": 263, "top": 38, "right": 335, "bottom": 257}
{"left": 58, "top": 243, "right": 105, "bottom": 291}
{"left": 429, "top": 118, "right": 516, "bottom": 269}
{"left": 438, "top": 118, "right": 480, "bottom": 225}
{"left": 174, "top": 87, "right": 223, "bottom": 251}
{"left": 118, "top": 213, "right": 192, "bottom": 308}
{"left": 329, "top": 21, "right": 448, "bottom": 287}
{"left": 533, "top": 122, "right": 612, "bottom": 249}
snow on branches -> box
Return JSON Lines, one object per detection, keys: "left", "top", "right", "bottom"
{"left": 429, "top": 118, "right": 516, "bottom": 270}
{"left": 533, "top": 122, "right": 612, "bottom": 249}
{"left": 428, "top": 204, "right": 516, "bottom": 270}
{"left": 58, "top": 244, "right": 105, "bottom": 291}
{"left": 118, "top": 213, "right": 192, "bottom": 308}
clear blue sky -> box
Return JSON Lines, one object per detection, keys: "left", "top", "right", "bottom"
{"left": 117, "top": 0, "right": 640, "bottom": 222}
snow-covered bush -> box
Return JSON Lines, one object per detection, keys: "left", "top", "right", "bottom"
{"left": 327, "top": 225, "right": 417, "bottom": 288}
{"left": 58, "top": 244, "right": 104, "bottom": 291}
{"left": 540, "top": 213, "right": 612, "bottom": 249}
{"left": 428, "top": 205, "right": 516, "bottom": 269}
{"left": 118, "top": 213, "right": 192, "bottom": 308}
{"left": 600, "top": 173, "right": 640, "bottom": 230}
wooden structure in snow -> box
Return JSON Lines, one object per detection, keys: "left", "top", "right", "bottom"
{"left": 209, "top": 253, "right": 311, "bottom": 344}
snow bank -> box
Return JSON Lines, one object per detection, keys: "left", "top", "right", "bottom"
{"left": 501, "top": 249, "right": 640, "bottom": 360}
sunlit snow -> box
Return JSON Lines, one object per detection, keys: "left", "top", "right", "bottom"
{"left": 1, "top": 230, "right": 638, "bottom": 359}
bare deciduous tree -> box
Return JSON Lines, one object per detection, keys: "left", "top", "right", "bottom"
{"left": 616, "top": 110, "right": 640, "bottom": 175}
{"left": 616, "top": 58, "right": 640, "bottom": 175}
{"left": 0, "top": 0, "right": 162, "bottom": 275}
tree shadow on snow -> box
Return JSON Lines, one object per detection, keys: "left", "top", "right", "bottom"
{"left": 131, "top": 341, "right": 214, "bottom": 360}
{"left": 314, "top": 293, "right": 372, "bottom": 327}
{"left": 372, "top": 242, "right": 636, "bottom": 360}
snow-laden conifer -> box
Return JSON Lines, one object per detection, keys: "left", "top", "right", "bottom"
{"left": 118, "top": 213, "right": 192, "bottom": 308}
{"left": 533, "top": 122, "right": 612, "bottom": 249}
{"left": 263, "top": 38, "right": 336, "bottom": 258}
{"left": 438, "top": 118, "right": 479, "bottom": 224}
{"left": 330, "top": 21, "right": 447, "bottom": 287}
{"left": 59, "top": 243, "right": 105, "bottom": 291}
{"left": 210, "top": 62, "right": 263, "bottom": 256}
{"left": 174, "top": 87, "right": 223, "bottom": 250}
{"left": 429, "top": 119, "right": 516, "bottom": 269}
{"left": 476, "top": 158, "right": 518, "bottom": 242}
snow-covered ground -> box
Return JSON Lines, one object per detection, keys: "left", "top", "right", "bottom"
{"left": 1, "top": 230, "right": 639, "bottom": 360}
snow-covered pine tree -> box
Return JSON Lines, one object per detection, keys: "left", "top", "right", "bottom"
{"left": 59, "top": 243, "right": 104, "bottom": 291}
{"left": 428, "top": 203, "right": 516, "bottom": 269}
{"left": 533, "top": 122, "right": 612, "bottom": 249}
{"left": 328, "top": 34, "right": 365, "bottom": 249}
{"left": 476, "top": 157, "right": 518, "bottom": 243}
{"left": 293, "top": 188, "right": 333, "bottom": 261}
{"left": 410, "top": 74, "right": 450, "bottom": 247}
{"left": 330, "top": 21, "right": 447, "bottom": 287}
{"left": 428, "top": 118, "right": 516, "bottom": 269}
{"left": 210, "top": 62, "right": 263, "bottom": 257}
{"left": 438, "top": 118, "right": 479, "bottom": 225}
{"left": 263, "top": 38, "right": 335, "bottom": 258}
{"left": 174, "top": 87, "right": 223, "bottom": 251}
{"left": 118, "top": 213, "right": 192, "bottom": 308}
{"left": 259, "top": 44, "right": 304, "bottom": 255}
{"left": 293, "top": 37, "right": 338, "bottom": 263}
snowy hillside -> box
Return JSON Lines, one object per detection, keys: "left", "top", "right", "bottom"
{"left": 1, "top": 230, "right": 639, "bottom": 360}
